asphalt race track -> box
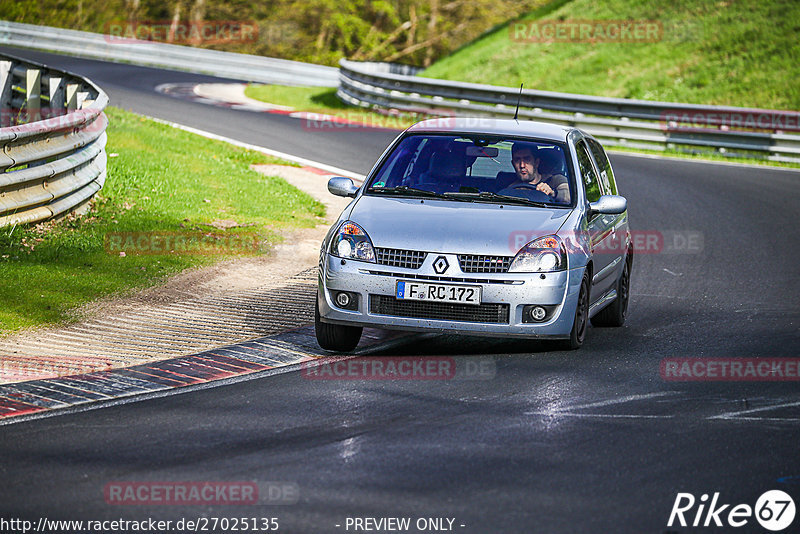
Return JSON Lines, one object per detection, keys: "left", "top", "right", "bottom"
{"left": 1, "top": 47, "right": 799, "bottom": 533}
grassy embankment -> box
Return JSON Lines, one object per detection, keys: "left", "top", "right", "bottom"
{"left": 0, "top": 107, "right": 324, "bottom": 335}
{"left": 422, "top": 0, "right": 799, "bottom": 110}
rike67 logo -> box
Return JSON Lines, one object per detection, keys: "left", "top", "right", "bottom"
{"left": 668, "top": 490, "right": 796, "bottom": 531}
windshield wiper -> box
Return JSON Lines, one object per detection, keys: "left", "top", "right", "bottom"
{"left": 368, "top": 186, "right": 447, "bottom": 199}
{"left": 442, "top": 191, "right": 551, "bottom": 208}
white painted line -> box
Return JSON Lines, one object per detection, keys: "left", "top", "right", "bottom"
{"left": 551, "top": 391, "right": 679, "bottom": 413}
{"left": 526, "top": 412, "right": 673, "bottom": 419}
{"left": 630, "top": 293, "right": 693, "bottom": 299}
{"left": 523, "top": 392, "right": 680, "bottom": 420}
{"left": 708, "top": 400, "right": 800, "bottom": 420}
{"left": 143, "top": 115, "right": 367, "bottom": 182}
{"left": 720, "top": 417, "right": 800, "bottom": 423}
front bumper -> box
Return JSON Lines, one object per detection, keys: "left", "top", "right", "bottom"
{"left": 318, "top": 253, "right": 584, "bottom": 339}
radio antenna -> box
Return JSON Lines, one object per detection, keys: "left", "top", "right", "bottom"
{"left": 513, "top": 83, "right": 523, "bottom": 121}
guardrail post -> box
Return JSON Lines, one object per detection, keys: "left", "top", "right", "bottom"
{"left": 65, "top": 83, "right": 78, "bottom": 112}
{"left": 26, "top": 67, "right": 41, "bottom": 122}
{"left": 47, "top": 75, "right": 66, "bottom": 117}
{"left": 0, "top": 60, "right": 11, "bottom": 127}
{"left": 77, "top": 91, "right": 88, "bottom": 109}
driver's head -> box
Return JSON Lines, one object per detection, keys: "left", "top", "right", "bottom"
{"left": 511, "top": 143, "right": 540, "bottom": 183}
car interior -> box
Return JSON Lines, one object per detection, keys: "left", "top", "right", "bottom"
{"left": 372, "top": 136, "right": 571, "bottom": 204}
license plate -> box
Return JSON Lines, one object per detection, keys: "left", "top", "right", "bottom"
{"left": 395, "top": 281, "right": 482, "bottom": 305}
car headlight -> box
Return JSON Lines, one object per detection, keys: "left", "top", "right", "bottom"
{"left": 330, "top": 221, "right": 376, "bottom": 262}
{"left": 508, "top": 235, "right": 567, "bottom": 272}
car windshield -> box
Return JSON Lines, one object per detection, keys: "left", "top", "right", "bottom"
{"left": 366, "top": 134, "right": 574, "bottom": 206}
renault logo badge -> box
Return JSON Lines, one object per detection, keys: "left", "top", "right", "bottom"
{"left": 433, "top": 256, "right": 449, "bottom": 274}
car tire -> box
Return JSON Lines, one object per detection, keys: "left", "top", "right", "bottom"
{"left": 560, "top": 271, "right": 590, "bottom": 350}
{"left": 591, "top": 254, "right": 631, "bottom": 328}
{"left": 315, "top": 296, "right": 363, "bottom": 352}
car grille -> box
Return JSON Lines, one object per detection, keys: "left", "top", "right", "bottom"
{"left": 363, "top": 270, "right": 520, "bottom": 285}
{"left": 369, "top": 295, "right": 510, "bottom": 324}
{"left": 458, "top": 254, "right": 513, "bottom": 273}
{"left": 376, "top": 248, "right": 427, "bottom": 269}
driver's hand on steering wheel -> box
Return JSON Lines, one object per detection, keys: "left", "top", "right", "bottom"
{"left": 536, "top": 182, "right": 555, "bottom": 197}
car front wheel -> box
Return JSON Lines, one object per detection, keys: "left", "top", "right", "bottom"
{"left": 560, "top": 272, "right": 590, "bottom": 350}
{"left": 315, "top": 296, "right": 362, "bottom": 352}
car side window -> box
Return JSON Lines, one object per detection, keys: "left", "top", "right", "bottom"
{"left": 588, "top": 139, "right": 618, "bottom": 195}
{"left": 575, "top": 141, "right": 602, "bottom": 203}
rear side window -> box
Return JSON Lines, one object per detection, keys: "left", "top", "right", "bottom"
{"left": 588, "top": 138, "right": 618, "bottom": 195}
{"left": 575, "top": 141, "right": 601, "bottom": 203}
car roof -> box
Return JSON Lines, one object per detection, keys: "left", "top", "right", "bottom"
{"left": 406, "top": 118, "right": 573, "bottom": 143}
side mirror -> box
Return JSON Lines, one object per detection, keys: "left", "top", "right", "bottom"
{"left": 589, "top": 195, "right": 627, "bottom": 216}
{"left": 328, "top": 176, "right": 359, "bottom": 198}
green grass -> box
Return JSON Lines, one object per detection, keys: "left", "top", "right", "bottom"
{"left": 0, "top": 107, "right": 325, "bottom": 335}
{"left": 422, "top": 0, "right": 800, "bottom": 110}
{"left": 245, "top": 84, "right": 344, "bottom": 112}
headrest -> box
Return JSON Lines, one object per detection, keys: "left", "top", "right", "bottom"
{"left": 536, "top": 148, "right": 567, "bottom": 176}
{"left": 429, "top": 150, "right": 464, "bottom": 178}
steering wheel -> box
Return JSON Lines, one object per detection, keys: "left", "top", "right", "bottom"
{"left": 505, "top": 184, "right": 553, "bottom": 203}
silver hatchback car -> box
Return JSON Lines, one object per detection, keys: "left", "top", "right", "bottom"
{"left": 315, "top": 118, "right": 631, "bottom": 351}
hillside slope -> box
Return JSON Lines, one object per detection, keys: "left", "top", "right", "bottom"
{"left": 421, "top": 0, "right": 799, "bottom": 110}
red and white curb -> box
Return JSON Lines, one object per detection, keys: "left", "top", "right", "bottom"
{"left": 0, "top": 326, "right": 404, "bottom": 423}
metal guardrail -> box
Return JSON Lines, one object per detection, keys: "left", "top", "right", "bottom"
{"left": 0, "top": 20, "right": 339, "bottom": 87}
{"left": 338, "top": 59, "right": 800, "bottom": 163}
{"left": 0, "top": 51, "right": 108, "bottom": 227}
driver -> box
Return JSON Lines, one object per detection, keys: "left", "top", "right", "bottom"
{"left": 500, "top": 143, "right": 570, "bottom": 203}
